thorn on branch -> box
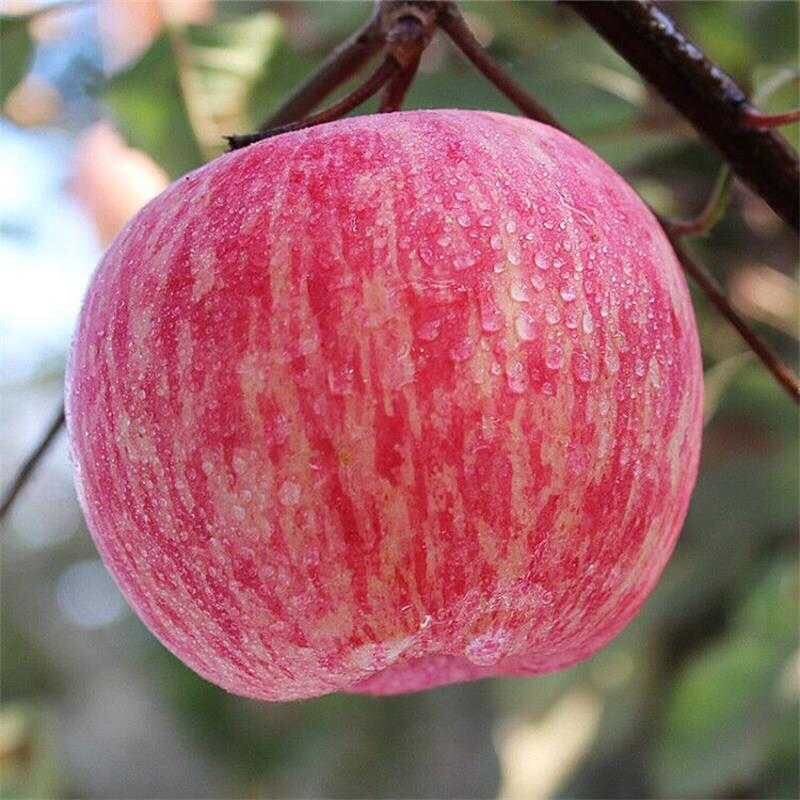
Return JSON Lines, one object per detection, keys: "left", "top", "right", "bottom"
{"left": 227, "top": 57, "right": 400, "bottom": 150}
{"left": 0, "top": 404, "right": 66, "bottom": 522}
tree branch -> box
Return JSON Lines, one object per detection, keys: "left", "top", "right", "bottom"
{"left": 438, "top": 5, "right": 562, "bottom": 131}
{"left": 0, "top": 404, "right": 65, "bottom": 522}
{"left": 563, "top": 0, "right": 799, "bottom": 232}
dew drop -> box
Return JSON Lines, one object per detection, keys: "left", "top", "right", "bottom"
{"left": 457, "top": 213, "right": 471, "bottom": 227}
{"left": 573, "top": 351, "right": 592, "bottom": 383}
{"left": 515, "top": 312, "right": 536, "bottom": 341}
{"left": 490, "top": 234, "right": 503, "bottom": 251}
{"left": 545, "top": 304, "right": 561, "bottom": 325}
{"left": 582, "top": 310, "right": 595, "bottom": 334}
{"left": 560, "top": 285, "right": 577, "bottom": 302}
{"left": 481, "top": 309, "right": 504, "bottom": 333}
{"left": 279, "top": 480, "right": 301, "bottom": 506}
{"left": 510, "top": 282, "right": 531, "bottom": 302}
{"left": 545, "top": 343, "right": 565, "bottom": 369}
{"left": 465, "top": 628, "right": 512, "bottom": 666}
{"left": 530, "top": 273, "right": 545, "bottom": 291}
{"left": 507, "top": 250, "right": 521, "bottom": 266}
{"left": 505, "top": 220, "right": 517, "bottom": 234}
{"left": 505, "top": 360, "right": 527, "bottom": 394}
{"left": 535, "top": 253, "right": 549, "bottom": 271}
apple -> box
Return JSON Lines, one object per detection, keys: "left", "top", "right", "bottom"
{"left": 66, "top": 110, "right": 703, "bottom": 700}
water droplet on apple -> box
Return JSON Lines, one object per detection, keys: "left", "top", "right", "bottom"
{"left": 464, "top": 627, "right": 512, "bottom": 666}
{"left": 515, "top": 312, "right": 536, "bottom": 341}
{"left": 279, "top": 480, "right": 301, "bottom": 506}
{"left": 545, "top": 343, "right": 565, "bottom": 369}
{"left": 545, "top": 304, "right": 561, "bottom": 324}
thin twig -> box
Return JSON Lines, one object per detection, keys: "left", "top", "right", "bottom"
{"left": 378, "top": 8, "right": 431, "bottom": 112}
{"left": 663, "top": 223, "right": 800, "bottom": 404}
{"left": 0, "top": 404, "right": 66, "bottom": 522}
{"left": 740, "top": 107, "right": 800, "bottom": 130}
{"left": 438, "top": 5, "right": 563, "bottom": 131}
{"left": 668, "top": 166, "right": 733, "bottom": 238}
{"left": 227, "top": 56, "right": 399, "bottom": 150}
{"left": 564, "top": 0, "right": 799, "bottom": 232}
{"left": 264, "top": 11, "right": 385, "bottom": 129}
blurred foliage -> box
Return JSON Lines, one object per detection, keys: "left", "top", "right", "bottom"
{"left": 0, "top": 1, "right": 798, "bottom": 799}
{"left": 0, "top": 14, "right": 35, "bottom": 104}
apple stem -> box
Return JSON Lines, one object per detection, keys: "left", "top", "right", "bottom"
{"left": 379, "top": 55, "right": 422, "bottom": 112}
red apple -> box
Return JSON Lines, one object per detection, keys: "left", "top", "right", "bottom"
{"left": 66, "top": 110, "right": 703, "bottom": 700}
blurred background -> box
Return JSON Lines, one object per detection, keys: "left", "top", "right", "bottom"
{"left": 1, "top": 1, "right": 798, "bottom": 797}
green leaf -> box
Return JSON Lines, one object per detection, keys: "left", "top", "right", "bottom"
{"left": 732, "top": 560, "right": 799, "bottom": 648}
{"left": 103, "top": 34, "right": 204, "bottom": 179}
{"left": 0, "top": 14, "right": 34, "bottom": 106}
{"left": 186, "top": 11, "right": 283, "bottom": 137}
{"left": 655, "top": 561, "right": 798, "bottom": 797}
{"left": 655, "top": 638, "right": 778, "bottom": 797}
{"left": 103, "top": 12, "right": 283, "bottom": 179}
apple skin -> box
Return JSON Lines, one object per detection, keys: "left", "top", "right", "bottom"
{"left": 66, "top": 110, "right": 702, "bottom": 701}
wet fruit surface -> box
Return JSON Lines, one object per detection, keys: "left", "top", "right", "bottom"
{"left": 66, "top": 110, "right": 703, "bottom": 700}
